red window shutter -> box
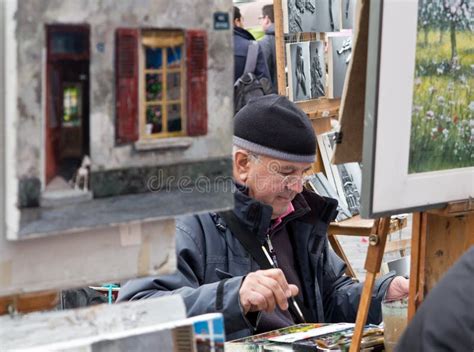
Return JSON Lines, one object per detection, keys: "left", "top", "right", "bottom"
{"left": 186, "top": 30, "right": 208, "bottom": 136}
{"left": 115, "top": 28, "right": 139, "bottom": 144}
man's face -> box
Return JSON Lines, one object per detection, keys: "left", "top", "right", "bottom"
{"left": 260, "top": 15, "right": 271, "bottom": 31}
{"left": 234, "top": 17, "right": 244, "bottom": 28}
{"left": 245, "top": 155, "right": 312, "bottom": 218}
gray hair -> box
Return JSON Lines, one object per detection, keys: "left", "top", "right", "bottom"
{"left": 232, "top": 146, "right": 261, "bottom": 162}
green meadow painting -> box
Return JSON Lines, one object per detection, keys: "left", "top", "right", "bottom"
{"left": 408, "top": 0, "right": 473, "bottom": 174}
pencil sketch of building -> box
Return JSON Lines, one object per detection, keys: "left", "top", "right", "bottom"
{"left": 337, "top": 164, "right": 360, "bottom": 215}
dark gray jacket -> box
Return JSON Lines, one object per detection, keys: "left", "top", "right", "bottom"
{"left": 118, "top": 187, "right": 395, "bottom": 340}
{"left": 259, "top": 24, "right": 277, "bottom": 91}
{"left": 233, "top": 26, "right": 270, "bottom": 83}
{"left": 395, "top": 246, "right": 474, "bottom": 352}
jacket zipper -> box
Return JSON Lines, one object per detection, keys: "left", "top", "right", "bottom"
{"left": 265, "top": 232, "right": 279, "bottom": 268}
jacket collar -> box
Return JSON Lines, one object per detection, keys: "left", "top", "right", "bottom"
{"left": 233, "top": 26, "right": 256, "bottom": 41}
{"left": 265, "top": 23, "right": 275, "bottom": 35}
{"left": 231, "top": 183, "right": 333, "bottom": 242}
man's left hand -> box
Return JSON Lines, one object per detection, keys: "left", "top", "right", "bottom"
{"left": 385, "top": 276, "right": 409, "bottom": 302}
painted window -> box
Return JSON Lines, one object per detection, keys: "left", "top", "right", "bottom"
{"left": 115, "top": 28, "right": 207, "bottom": 145}
{"left": 141, "top": 31, "right": 186, "bottom": 139}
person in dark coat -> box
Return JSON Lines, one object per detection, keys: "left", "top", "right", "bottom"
{"left": 395, "top": 246, "right": 474, "bottom": 352}
{"left": 258, "top": 4, "right": 277, "bottom": 91}
{"left": 233, "top": 6, "right": 270, "bottom": 83}
{"left": 117, "top": 95, "right": 408, "bottom": 340}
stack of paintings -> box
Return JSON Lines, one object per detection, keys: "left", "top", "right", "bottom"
{"left": 282, "top": 0, "right": 355, "bottom": 103}
{"left": 316, "top": 131, "right": 362, "bottom": 218}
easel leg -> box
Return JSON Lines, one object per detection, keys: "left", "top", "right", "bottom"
{"left": 328, "top": 235, "right": 358, "bottom": 278}
{"left": 408, "top": 212, "right": 422, "bottom": 321}
{"left": 350, "top": 218, "right": 390, "bottom": 351}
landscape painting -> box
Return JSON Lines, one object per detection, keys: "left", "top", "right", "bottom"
{"left": 408, "top": 0, "right": 473, "bottom": 173}
{"left": 361, "top": 0, "right": 473, "bottom": 217}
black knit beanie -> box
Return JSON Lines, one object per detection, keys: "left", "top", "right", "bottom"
{"left": 233, "top": 94, "right": 316, "bottom": 163}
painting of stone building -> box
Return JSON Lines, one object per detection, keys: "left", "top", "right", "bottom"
{"left": 2, "top": 0, "right": 233, "bottom": 241}
{"left": 0, "top": 0, "right": 234, "bottom": 299}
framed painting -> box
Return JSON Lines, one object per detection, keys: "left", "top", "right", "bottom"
{"left": 361, "top": 0, "right": 473, "bottom": 218}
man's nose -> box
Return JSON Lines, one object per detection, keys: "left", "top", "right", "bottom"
{"left": 285, "top": 176, "right": 304, "bottom": 193}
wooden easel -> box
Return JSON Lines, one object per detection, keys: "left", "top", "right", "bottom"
{"left": 348, "top": 217, "right": 390, "bottom": 351}
{"left": 328, "top": 215, "right": 407, "bottom": 278}
{"left": 0, "top": 291, "right": 59, "bottom": 316}
{"left": 349, "top": 200, "right": 473, "bottom": 351}
{"left": 408, "top": 200, "right": 474, "bottom": 320}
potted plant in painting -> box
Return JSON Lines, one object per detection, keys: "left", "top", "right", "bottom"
{"left": 146, "top": 106, "right": 162, "bottom": 135}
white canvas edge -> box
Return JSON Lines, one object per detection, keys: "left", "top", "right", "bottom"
{"left": 372, "top": 0, "right": 474, "bottom": 215}
{"left": 0, "top": 0, "right": 4, "bottom": 239}
{"left": 4, "top": 0, "right": 20, "bottom": 239}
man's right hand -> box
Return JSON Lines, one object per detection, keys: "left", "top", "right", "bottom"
{"left": 239, "top": 268, "right": 299, "bottom": 315}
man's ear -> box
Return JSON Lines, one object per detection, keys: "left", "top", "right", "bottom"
{"left": 234, "top": 150, "right": 251, "bottom": 183}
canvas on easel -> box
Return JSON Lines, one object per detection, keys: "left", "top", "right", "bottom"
{"left": 361, "top": 0, "right": 473, "bottom": 218}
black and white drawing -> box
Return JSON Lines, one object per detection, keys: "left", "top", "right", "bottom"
{"left": 309, "top": 41, "right": 325, "bottom": 99}
{"left": 317, "top": 130, "right": 362, "bottom": 216}
{"left": 328, "top": 35, "right": 352, "bottom": 98}
{"left": 295, "top": 45, "right": 308, "bottom": 98}
{"left": 336, "top": 162, "right": 361, "bottom": 216}
{"left": 316, "top": 131, "right": 347, "bottom": 207}
{"left": 307, "top": 173, "right": 351, "bottom": 221}
{"left": 341, "top": 0, "right": 357, "bottom": 30}
{"left": 284, "top": 0, "right": 342, "bottom": 33}
{"left": 287, "top": 42, "right": 311, "bottom": 102}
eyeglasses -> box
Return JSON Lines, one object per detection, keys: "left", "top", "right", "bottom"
{"left": 258, "top": 16, "right": 265, "bottom": 20}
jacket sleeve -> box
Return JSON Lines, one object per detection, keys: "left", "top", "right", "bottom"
{"left": 117, "top": 218, "right": 253, "bottom": 335}
{"left": 255, "top": 45, "right": 271, "bottom": 82}
{"left": 321, "top": 244, "right": 395, "bottom": 324}
{"left": 258, "top": 39, "right": 272, "bottom": 76}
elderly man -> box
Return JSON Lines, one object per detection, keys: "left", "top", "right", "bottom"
{"left": 118, "top": 95, "right": 408, "bottom": 340}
